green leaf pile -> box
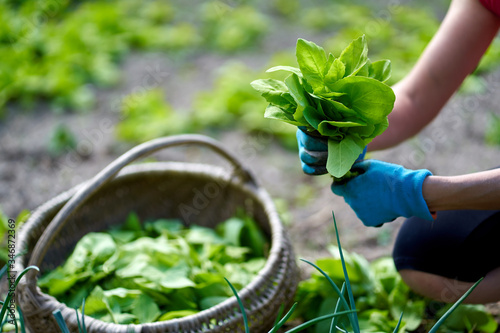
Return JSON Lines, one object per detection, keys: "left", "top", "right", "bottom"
{"left": 251, "top": 36, "right": 395, "bottom": 178}
{"left": 38, "top": 213, "right": 268, "bottom": 324}
{"left": 294, "top": 246, "right": 498, "bottom": 333}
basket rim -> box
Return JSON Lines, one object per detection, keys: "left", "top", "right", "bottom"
{"left": 15, "top": 161, "right": 295, "bottom": 330}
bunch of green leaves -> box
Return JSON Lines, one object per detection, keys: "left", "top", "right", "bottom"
{"left": 38, "top": 212, "right": 268, "bottom": 324}
{"left": 295, "top": 252, "right": 425, "bottom": 332}
{"left": 228, "top": 212, "right": 489, "bottom": 333}
{"left": 252, "top": 36, "right": 395, "bottom": 178}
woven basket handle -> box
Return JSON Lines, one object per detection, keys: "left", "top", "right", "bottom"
{"left": 26, "top": 134, "right": 257, "bottom": 282}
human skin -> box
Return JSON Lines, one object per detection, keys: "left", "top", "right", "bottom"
{"left": 370, "top": 0, "right": 500, "bottom": 151}
{"left": 423, "top": 169, "right": 500, "bottom": 211}
{"left": 399, "top": 267, "right": 500, "bottom": 304}
{"left": 368, "top": 0, "right": 500, "bottom": 303}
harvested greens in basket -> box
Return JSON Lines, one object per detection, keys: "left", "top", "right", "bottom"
{"left": 251, "top": 35, "right": 395, "bottom": 179}
{"left": 38, "top": 212, "right": 269, "bottom": 324}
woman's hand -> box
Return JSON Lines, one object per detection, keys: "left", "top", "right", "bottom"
{"left": 296, "top": 127, "right": 328, "bottom": 175}
{"left": 296, "top": 127, "right": 367, "bottom": 176}
{"left": 331, "top": 160, "right": 434, "bottom": 227}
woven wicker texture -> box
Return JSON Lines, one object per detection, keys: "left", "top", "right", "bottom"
{"left": 15, "top": 135, "right": 298, "bottom": 333}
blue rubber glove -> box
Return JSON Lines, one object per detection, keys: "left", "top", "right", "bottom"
{"left": 331, "top": 160, "right": 434, "bottom": 227}
{"left": 296, "top": 127, "right": 367, "bottom": 175}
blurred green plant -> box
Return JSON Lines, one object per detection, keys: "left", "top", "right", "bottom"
{"left": 200, "top": 1, "right": 268, "bottom": 53}
{"left": 485, "top": 112, "right": 500, "bottom": 146}
{"left": 131, "top": 22, "right": 200, "bottom": 51}
{"left": 315, "top": 3, "right": 500, "bottom": 92}
{"left": 300, "top": 3, "right": 372, "bottom": 32}
{"left": 320, "top": 4, "right": 439, "bottom": 86}
{"left": 269, "top": 0, "right": 300, "bottom": 19}
{"left": 193, "top": 62, "right": 266, "bottom": 130}
{"left": 116, "top": 62, "right": 297, "bottom": 148}
{"left": 0, "top": 0, "right": 269, "bottom": 114}
{"left": 115, "top": 88, "right": 191, "bottom": 143}
{"left": 1, "top": 1, "right": 128, "bottom": 111}
{"left": 47, "top": 124, "right": 78, "bottom": 156}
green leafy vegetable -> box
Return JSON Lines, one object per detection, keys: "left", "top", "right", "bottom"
{"left": 293, "top": 249, "right": 497, "bottom": 333}
{"left": 38, "top": 213, "right": 268, "bottom": 324}
{"left": 252, "top": 35, "right": 395, "bottom": 179}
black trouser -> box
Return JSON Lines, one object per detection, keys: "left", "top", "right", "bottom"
{"left": 393, "top": 209, "right": 500, "bottom": 282}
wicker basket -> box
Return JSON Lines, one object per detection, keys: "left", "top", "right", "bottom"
{"left": 15, "top": 135, "right": 298, "bottom": 333}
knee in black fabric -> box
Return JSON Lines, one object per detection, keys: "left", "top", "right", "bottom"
{"left": 393, "top": 210, "right": 500, "bottom": 282}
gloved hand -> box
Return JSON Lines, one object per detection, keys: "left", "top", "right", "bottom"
{"left": 331, "top": 160, "right": 434, "bottom": 227}
{"left": 296, "top": 127, "right": 367, "bottom": 175}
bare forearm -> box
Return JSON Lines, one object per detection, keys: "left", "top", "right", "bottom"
{"left": 368, "top": 80, "right": 440, "bottom": 150}
{"left": 423, "top": 169, "right": 500, "bottom": 211}
{"left": 369, "top": 0, "right": 500, "bottom": 151}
